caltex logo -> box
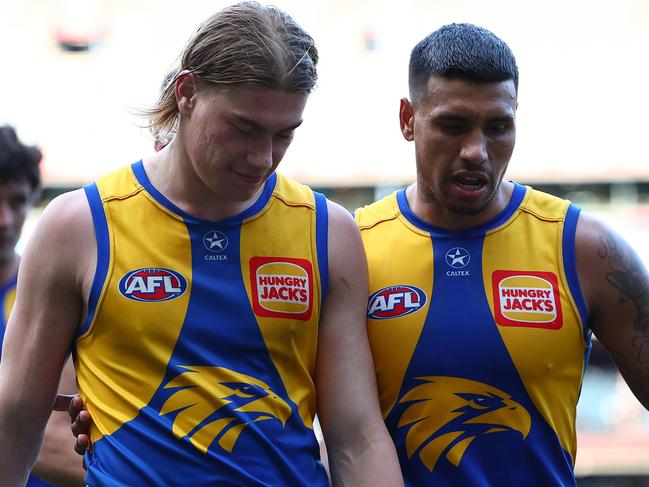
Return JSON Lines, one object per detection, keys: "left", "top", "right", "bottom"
{"left": 203, "top": 231, "right": 228, "bottom": 252}
{"left": 445, "top": 247, "right": 470, "bottom": 269}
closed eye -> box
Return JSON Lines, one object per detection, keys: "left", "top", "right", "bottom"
{"left": 232, "top": 124, "right": 255, "bottom": 136}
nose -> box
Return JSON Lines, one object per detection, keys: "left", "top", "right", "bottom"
{"left": 459, "top": 129, "right": 488, "bottom": 165}
{"left": 245, "top": 135, "right": 274, "bottom": 172}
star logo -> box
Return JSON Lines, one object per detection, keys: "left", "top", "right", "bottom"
{"left": 203, "top": 230, "right": 228, "bottom": 253}
{"left": 445, "top": 247, "right": 470, "bottom": 269}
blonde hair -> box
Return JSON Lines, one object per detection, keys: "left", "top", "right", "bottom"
{"left": 147, "top": 1, "right": 318, "bottom": 142}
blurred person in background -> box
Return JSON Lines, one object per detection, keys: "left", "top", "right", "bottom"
{"left": 0, "top": 2, "right": 402, "bottom": 486}
{"left": 354, "top": 23, "right": 649, "bottom": 486}
{"left": 0, "top": 125, "right": 84, "bottom": 486}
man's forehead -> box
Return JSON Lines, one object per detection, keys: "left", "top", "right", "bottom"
{"left": 421, "top": 77, "right": 517, "bottom": 115}
{"left": 219, "top": 85, "right": 308, "bottom": 129}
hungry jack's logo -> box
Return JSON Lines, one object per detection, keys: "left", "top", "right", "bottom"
{"left": 492, "top": 270, "right": 563, "bottom": 329}
{"left": 250, "top": 257, "right": 313, "bottom": 320}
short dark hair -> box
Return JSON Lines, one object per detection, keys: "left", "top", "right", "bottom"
{"left": 409, "top": 23, "right": 518, "bottom": 101}
{"left": 0, "top": 125, "right": 42, "bottom": 192}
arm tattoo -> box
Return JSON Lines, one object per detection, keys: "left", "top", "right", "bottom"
{"left": 598, "top": 233, "right": 649, "bottom": 333}
{"left": 598, "top": 232, "right": 649, "bottom": 390}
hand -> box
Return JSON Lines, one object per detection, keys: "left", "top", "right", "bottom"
{"left": 54, "top": 394, "right": 92, "bottom": 455}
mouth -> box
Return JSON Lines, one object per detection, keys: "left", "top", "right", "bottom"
{"left": 450, "top": 171, "right": 490, "bottom": 199}
{"left": 231, "top": 169, "right": 267, "bottom": 186}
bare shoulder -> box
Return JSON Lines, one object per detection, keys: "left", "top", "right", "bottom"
{"left": 325, "top": 199, "right": 366, "bottom": 271}
{"left": 36, "top": 189, "right": 94, "bottom": 236}
{"left": 326, "top": 199, "right": 357, "bottom": 232}
{"left": 21, "top": 189, "right": 95, "bottom": 289}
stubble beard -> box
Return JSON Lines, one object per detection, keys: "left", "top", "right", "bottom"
{"left": 420, "top": 178, "right": 500, "bottom": 217}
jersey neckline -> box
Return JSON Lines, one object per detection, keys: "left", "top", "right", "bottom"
{"left": 130, "top": 160, "right": 277, "bottom": 226}
{"left": 396, "top": 181, "right": 527, "bottom": 237}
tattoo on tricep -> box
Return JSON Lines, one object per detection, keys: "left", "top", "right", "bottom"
{"left": 598, "top": 233, "right": 649, "bottom": 334}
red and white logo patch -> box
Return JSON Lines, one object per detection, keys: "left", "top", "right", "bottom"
{"left": 492, "top": 270, "right": 563, "bottom": 329}
{"left": 250, "top": 257, "right": 313, "bottom": 321}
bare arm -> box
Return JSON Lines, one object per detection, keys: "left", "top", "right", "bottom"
{"left": 0, "top": 190, "right": 94, "bottom": 485}
{"left": 31, "top": 358, "right": 85, "bottom": 486}
{"left": 315, "top": 201, "right": 403, "bottom": 487}
{"left": 576, "top": 213, "right": 649, "bottom": 409}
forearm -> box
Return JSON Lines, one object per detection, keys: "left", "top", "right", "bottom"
{"left": 31, "top": 410, "right": 85, "bottom": 487}
{"left": 327, "top": 426, "right": 403, "bottom": 487}
{"left": 0, "top": 397, "right": 46, "bottom": 486}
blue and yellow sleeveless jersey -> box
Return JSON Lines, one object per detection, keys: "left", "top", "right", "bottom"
{"left": 1, "top": 276, "right": 54, "bottom": 487}
{"left": 76, "top": 161, "right": 330, "bottom": 486}
{"left": 355, "top": 183, "right": 591, "bottom": 486}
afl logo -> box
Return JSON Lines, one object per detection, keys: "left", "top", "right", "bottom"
{"left": 367, "top": 285, "right": 427, "bottom": 320}
{"left": 119, "top": 268, "right": 187, "bottom": 302}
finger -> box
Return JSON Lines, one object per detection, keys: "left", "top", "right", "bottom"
{"left": 53, "top": 394, "right": 76, "bottom": 412}
{"left": 74, "top": 433, "right": 90, "bottom": 456}
{"left": 68, "top": 394, "right": 84, "bottom": 420}
{"left": 71, "top": 410, "right": 91, "bottom": 437}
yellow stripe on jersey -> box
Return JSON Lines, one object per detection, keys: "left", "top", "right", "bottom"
{"left": 240, "top": 174, "right": 322, "bottom": 428}
{"left": 356, "top": 193, "right": 434, "bottom": 419}
{"left": 482, "top": 187, "right": 586, "bottom": 462}
{"left": 76, "top": 167, "right": 193, "bottom": 444}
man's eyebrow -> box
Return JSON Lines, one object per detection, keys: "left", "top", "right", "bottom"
{"left": 234, "top": 115, "right": 304, "bottom": 133}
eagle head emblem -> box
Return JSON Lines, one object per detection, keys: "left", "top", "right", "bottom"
{"left": 398, "top": 376, "right": 531, "bottom": 471}
{"left": 160, "top": 366, "right": 292, "bottom": 454}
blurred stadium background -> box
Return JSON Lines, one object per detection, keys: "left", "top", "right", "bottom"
{"left": 2, "top": 0, "right": 648, "bottom": 484}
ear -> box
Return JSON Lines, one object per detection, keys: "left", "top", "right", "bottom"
{"left": 175, "top": 72, "right": 199, "bottom": 116}
{"left": 399, "top": 98, "right": 415, "bottom": 141}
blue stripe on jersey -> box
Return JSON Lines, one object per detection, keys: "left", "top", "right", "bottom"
{"left": 562, "top": 204, "right": 589, "bottom": 336}
{"left": 563, "top": 203, "right": 593, "bottom": 393}
{"left": 314, "top": 192, "right": 329, "bottom": 302}
{"left": 131, "top": 161, "right": 277, "bottom": 226}
{"left": 86, "top": 220, "right": 327, "bottom": 486}
{"left": 80, "top": 183, "right": 110, "bottom": 337}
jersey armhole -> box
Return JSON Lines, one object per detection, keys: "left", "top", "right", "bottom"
{"left": 78, "top": 183, "right": 111, "bottom": 337}
{"left": 314, "top": 192, "right": 329, "bottom": 305}
{"left": 562, "top": 203, "right": 590, "bottom": 342}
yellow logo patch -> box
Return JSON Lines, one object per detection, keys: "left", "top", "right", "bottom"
{"left": 160, "top": 366, "right": 291, "bottom": 454}
{"left": 398, "top": 376, "right": 530, "bottom": 471}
